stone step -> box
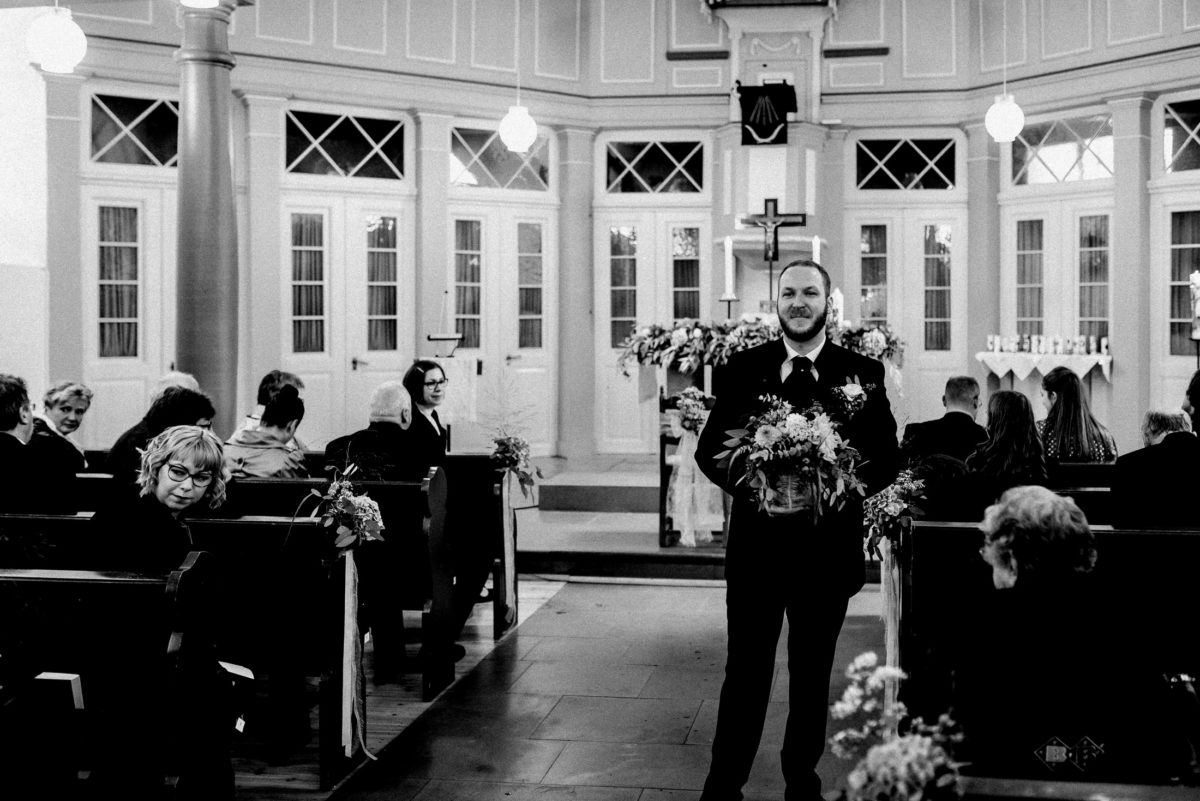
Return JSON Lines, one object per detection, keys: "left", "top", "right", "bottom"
{"left": 538, "top": 471, "right": 659, "bottom": 513}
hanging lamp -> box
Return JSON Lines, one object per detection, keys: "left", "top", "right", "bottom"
{"left": 498, "top": 4, "right": 537, "bottom": 153}
{"left": 180, "top": 0, "right": 220, "bottom": 8}
{"left": 25, "top": 3, "right": 87, "bottom": 75}
{"left": 985, "top": 0, "right": 1024, "bottom": 143}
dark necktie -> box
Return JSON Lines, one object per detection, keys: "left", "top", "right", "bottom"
{"left": 430, "top": 409, "right": 442, "bottom": 434}
{"left": 784, "top": 355, "right": 817, "bottom": 402}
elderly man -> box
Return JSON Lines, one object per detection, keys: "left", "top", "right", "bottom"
{"left": 1113, "top": 410, "right": 1199, "bottom": 528}
{"left": 0, "top": 374, "right": 35, "bottom": 512}
{"left": 325, "top": 380, "right": 415, "bottom": 682}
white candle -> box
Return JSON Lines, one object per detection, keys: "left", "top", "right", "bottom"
{"left": 723, "top": 236, "right": 735, "bottom": 298}
{"left": 811, "top": 234, "right": 822, "bottom": 263}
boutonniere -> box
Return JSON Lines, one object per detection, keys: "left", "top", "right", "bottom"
{"left": 827, "top": 377, "right": 873, "bottom": 420}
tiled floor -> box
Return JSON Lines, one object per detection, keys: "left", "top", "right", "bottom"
{"left": 328, "top": 579, "right": 885, "bottom": 801}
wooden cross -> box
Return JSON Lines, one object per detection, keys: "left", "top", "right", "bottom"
{"left": 737, "top": 198, "right": 806, "bottom": 300}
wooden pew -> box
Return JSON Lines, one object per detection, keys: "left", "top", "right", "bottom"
{"left": 0, "top": 551, "right": 229, "bottom": 798}
{"left": 897, "top": 518, "right": 1200, "bottom": 788}
{"left": 0, "top": 512, "right": 364, "bottom": 789}
{"left": 1046, "top": 461, "right": 1115, "bottom": 489}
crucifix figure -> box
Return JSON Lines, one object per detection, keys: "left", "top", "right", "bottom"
{"left": 737, "top": 198, "right": 807, "bottom": 305}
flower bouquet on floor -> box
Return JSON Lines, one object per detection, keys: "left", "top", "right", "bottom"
{"left": 715, "top": 391, "right": 866, "bottom": 520}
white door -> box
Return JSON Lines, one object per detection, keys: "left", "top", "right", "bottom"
{"left": 594, "top": 210, "right": 710, "bottom": 453}
{"left": 443, "top": 204, "right": 558, "bottom": 455}
{"left": 81, "top": 184, "right": 177, "bottom": 450}
{"left": 279, "top": 195, "right": 415, "bottom": 449}
{"left": 844, "top": 208, "right": 968, "bottom": 431}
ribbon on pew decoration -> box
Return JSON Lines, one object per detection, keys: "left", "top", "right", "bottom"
{"left": 341, "top": 552, "right": 376, "bottom": 761}
{"left": 879, "top": 536, "right": 901, "bottom": 712}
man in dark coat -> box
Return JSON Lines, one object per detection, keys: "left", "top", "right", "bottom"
{"left": 899, "top": 375, "right": 988, "bottom": 466}
{"left": 695, "top": 260, "right": 899, "bottom": 801}
{"left": 0, "top": 374, "right": 35, "bottom": 513}
{"left": 1112, "top": 410, "right": 1200, "bottom": 528}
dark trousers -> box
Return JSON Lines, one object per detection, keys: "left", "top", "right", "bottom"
{"left": 701, "top": 539, "right": 851, "bottom": 801}
{"left": 355, "top": 539, "right": 408, "bottom": 673}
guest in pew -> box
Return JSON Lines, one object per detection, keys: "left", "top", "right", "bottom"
{"left": 326, "top": 381, "right": 416, "bottom": 681}
{"left": 232, "top": 368, "right": 307, "bottom": 451}
{"left": 963, "top": 391, "right": 1047, "bottom": 514}
{"left": 900, "top": 376, "right": 988, "bottom": 466}
{"left": 401, "top": 359, "right": 449, "bottom": 478}
{"left": 30, "top": 380, "right": 92, "bottom": 472}
{"left": 0, "top": 373, "right": 36, "bottom": 512}
{"left": 223, "top": 383, "right": 308, "bottom": 478}
{"left": 92, "top": 424, "right": 229, "bottom": 572}
{"left": 151, "top": 369, "right": 200, "bottom": 401}
{"left": 955, "top": 485, "right": 1165, "bottom": 781}
{"left": 23, "top": 381, "right": 93, "bottom": 514}
{"left": 1183, "top": 368, "right": 1200, "bottom": 432}
{"left": 1037, "top": 366, "right": 1118, "bottom": 465}
{"left": 1112, "top": 410, "right": 1200, "bottom": 528}
{"left": 106, "top": 385, "right": 216, "bottom": 484}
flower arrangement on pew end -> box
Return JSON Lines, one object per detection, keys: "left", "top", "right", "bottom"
{"left": 831, "top": 651, "right": 963, "bottom": 801}
{"left": 863, "top": 469, "right": 925, "bottom": 557}
{"left": 666, "top": 386, "right": 715, "bottom": 434}
{"left": 490, "top": 432, "right": 543, "bottom": 501}
{"left": 715, "top": 387, "right": 866, "bottom": 519}
{"left": 311, "top": 464, "right": 385, "bottom": 554}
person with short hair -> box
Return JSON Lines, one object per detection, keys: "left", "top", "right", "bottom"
{"left": 234, "top": 370, "right": 307, "bottom": 450}
{"left": 152, "top": 370, "right": 200, "bottom": 402}
{"left": 900, "top": 375, "right": 988, "bottom": 465}
{"left": 29, "top": 380, "right": 92, "bottom": 472}
{"left": 1037, "top": 366, "right": 1118, "bottom": 464}
{"left": 0, "top": 373, "right": 35, "bottom": 512}
{"left": 223, "top": 384, "right": 307, "bottom": 478}
{"left": 107, "top": 386, "right": 216, "bottom": 484}
{"left": 325, "top": 380, "right": 413, "bottom": 480}
{"left": 1113, "top": 410, "right": 1200, "bottom": 528}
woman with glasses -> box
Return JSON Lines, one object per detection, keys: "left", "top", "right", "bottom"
{"left": 92, "top": 424, "right": 229, "bottom": 572}
{"left": 400, "top": 359, "right": 449, "bottom": 480}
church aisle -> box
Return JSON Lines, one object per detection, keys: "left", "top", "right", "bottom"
{"left": 327, "top": 579, "right": 883, "bottom": 801}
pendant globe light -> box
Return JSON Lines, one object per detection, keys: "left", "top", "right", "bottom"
{"left": 498, "top": 3, "right": 538, "bottom": 154}
{"left": 985, "top": 0, "right": 1025, "bottom": 143}
{"left": 25, "top": 3, "right": 87, "bottom": 75}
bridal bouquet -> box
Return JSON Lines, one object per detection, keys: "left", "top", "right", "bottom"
{"left": 715, "top": 389, "right": 865, "bottom": 518}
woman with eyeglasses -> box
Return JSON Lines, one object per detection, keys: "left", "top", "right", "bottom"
{"left": 92, "top": 424, "right": 229, "bottom": 572}
{"left": 400, "top": 359, "right": 449, "bottom": 480}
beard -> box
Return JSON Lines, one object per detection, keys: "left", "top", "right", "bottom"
{"left": 779, "top": 303, "right": 828, "bottom": 343}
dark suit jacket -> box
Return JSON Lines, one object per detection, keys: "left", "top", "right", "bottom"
{"left": 696, "top": 339, "right": 899, "bottom": 595}
{"left": 1112, "top": 431, "right": 1200, "bottom": 528}
{"left": 900, "top": 411, "right": 988, "bottom": 466}
{"left": 0, "top": 433, "right": 36, "bottom": 513}
{"left": 326, "top": 421, "right": 409, "bottom": 481}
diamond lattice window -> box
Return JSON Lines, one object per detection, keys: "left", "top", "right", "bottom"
{"left": 91, "top": 95, "right": 178, "bottom": 167}
{"left": 855, "top": 139, "right": 955, "bottom": 190}
{"left": 286, "top": 111, "right": 404, "bottom": 179}
{"left": 1012, "top": 115, "right": 1113, "bottom": 185}
{"left": 1164, "top": 100, "right": 1200, "bottom": 174}
{"left": 606, "top": 141, "right": 703, "bottom": 193}
{"left": 450, "top": 128, "right": 549, "bottom": 190}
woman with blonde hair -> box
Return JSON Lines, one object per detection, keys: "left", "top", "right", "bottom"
{"left": 92, "top": 424, "right": 229, "bottom": 572}
{"left": 1037, "top": 366, "right": 1118, "bottom": 464}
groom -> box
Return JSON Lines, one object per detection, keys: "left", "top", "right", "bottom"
{"left": 696, "top": 259, "right": 899, "bottom": 801}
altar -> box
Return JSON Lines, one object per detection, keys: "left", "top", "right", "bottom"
{"left": 975, "top": 350, "right": 1115, "bottom": 430}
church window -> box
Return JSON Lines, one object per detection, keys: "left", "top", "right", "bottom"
{"left": 609, "top": 227, "right": 638, "bottom": 347}
{"left": 285, "top": 111, "right": 404, "bottom": 179}
{"left": 449, "top": 128, "right": 550, "bottom": 190}
{"left": 671, "top": 227, "right": 700, "bottom": 319}
{"left": 859, "top": 225, "right": 888, "bottom": 326}
{"left": 1015, "top": 220, "right": 1044, "bottom": 336}
{"left": 366, "top": 216, "right": 399, "bottom": 351}
{"left": 97, "top": 206, "right": 139, "bottom": 357}
{"left": 855, "top": 139, "right": 955, "bottom": 190}
{"left": 923, "top": 225, "right": 952, "bottom": 350}
{"left": 91, "top": 95, "right": 178, "bottom": 167}
{"left": 290, "top": 214, "right": 326, "bottom": 353}
{"left": 1169, "top": 211, "right": 1200, "bottom": 355}
{"left": 517, "top": 223, "right": 544, "bottom": 348}
{"left": 1078, "top": 216, "right": 1109, "bottom": 343}
{"left": 606, "top": 141, "right": 703, "bottom": 193}
{"left": 455, "top": 220, "right": 483, "bottom": 348}
{"left": 1163, "top": 101, "right": 1200, "bottom": 173}
{"left": 1011, "top": 114, "right": 1113, "bottom": 185}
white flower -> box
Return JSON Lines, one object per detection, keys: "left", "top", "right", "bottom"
{"left": 670, "top": 328, "right": 688, "bottom": 346}
{"left": 850, "top": 652, "right": 879, "bottom": 672}
{"left": 754, "top": 425, "right": 782, "bottom": 448}
{"left": 783, "top": 412, "right": 810, "bottom": 439}
{"left": 865, "top": 665, "right": 906, "bottom": 691}
{"left": 884, "top": 500, "right": 904, "bottom": 517}
{"left": 692, "top": 327, "right": 704, "bottom": 340}
{"left": 842, "top": 382, "right": 865, "bottom": 399}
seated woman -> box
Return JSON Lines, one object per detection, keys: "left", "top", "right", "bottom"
{"left": 1037, "top": 365, "right": 1118, "bottom": 465}
{"left": 25, "top": 381, "right": 93, "bottom": 513}
{"left": 92, "top": 424, "right": 229, "bottom": 572}
{"left": 107, "top": 386, "right": 216, "bottom": 484}
{"left": 955, "top": 486, "right": 1164, "bottom": 781}
{"left": 963, "top": 391, "right": 1047, "bottom": 514}
{"left": 222, "top": 384, "right": 307, "bottom": 478}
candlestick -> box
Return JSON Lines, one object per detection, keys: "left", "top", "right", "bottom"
{"left": 723, "top": 236, "right": 735, "bottom": 299}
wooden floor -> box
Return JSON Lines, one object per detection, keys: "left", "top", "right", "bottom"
{"left": 230, "top": 577, "right": 565, "bottom": 801}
